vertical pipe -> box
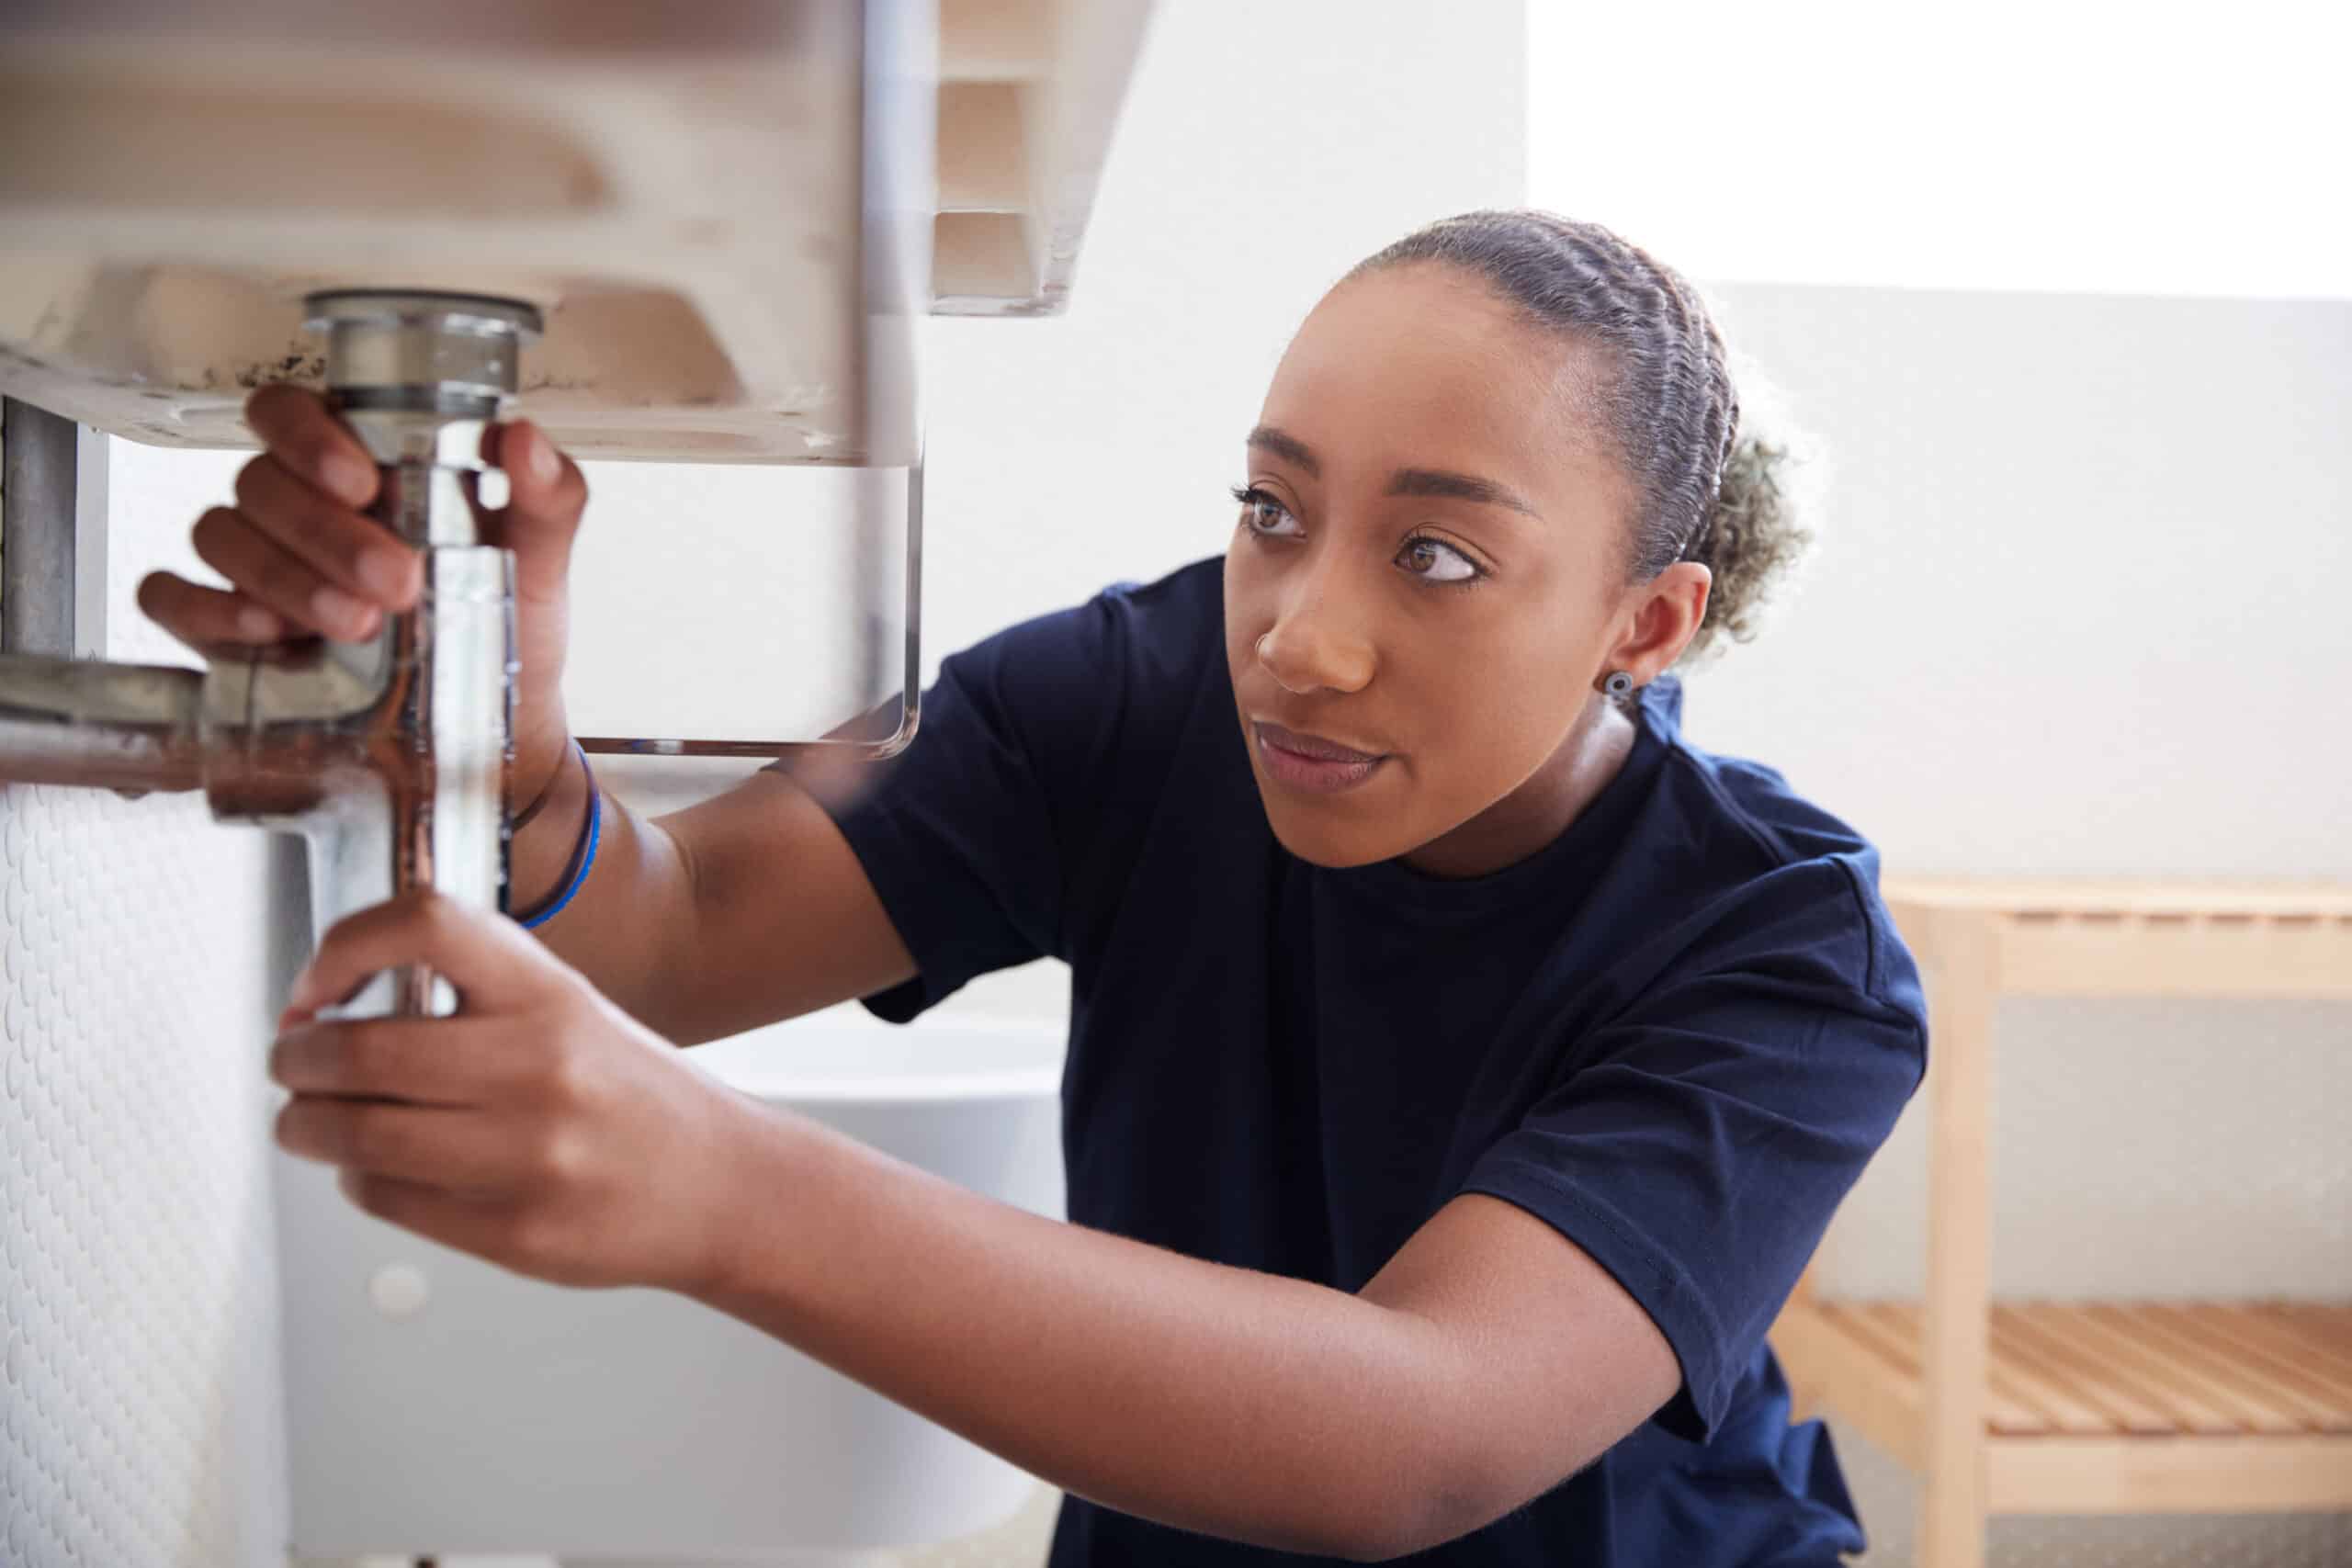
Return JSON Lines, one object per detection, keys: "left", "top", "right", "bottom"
{"left": 1, "top": 396, "right": 85, "bottom": 658}
{"left": 300, "top": 290, "right": 539, "bottom": 1021}
{"left": 853, "top": 0, "right": 933, "bottom": 750}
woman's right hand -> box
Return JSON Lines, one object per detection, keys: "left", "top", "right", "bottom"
{"left": 136, "top": 382, "right": 591, "bottom": 806}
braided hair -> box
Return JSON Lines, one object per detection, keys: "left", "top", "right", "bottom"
{"left": 1347, "top": 210, "right": 1811, "bottom": 677}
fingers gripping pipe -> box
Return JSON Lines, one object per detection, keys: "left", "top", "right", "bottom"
{"left": 0, "top": 289, "right": 543, "bottom": 1020}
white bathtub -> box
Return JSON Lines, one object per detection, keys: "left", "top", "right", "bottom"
{"left": 273, "top": 1011, "right": 1068, "bottom": 1565}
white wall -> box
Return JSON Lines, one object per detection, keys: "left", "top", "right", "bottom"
{"left": 1687, "top": 284, "right": 2352, "bottom": 881}
{"left": 1528, "top": 0, "right": 2351, "bottom": 299}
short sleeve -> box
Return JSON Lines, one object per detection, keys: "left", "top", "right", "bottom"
{"left": 1459, "top": 859, "right": 1927, "bottom": 1443}
{"left": 801, "top": 589, "right": 1139, "bottom": 1022}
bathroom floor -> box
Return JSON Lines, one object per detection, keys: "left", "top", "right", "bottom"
{"left": 311, "top": 1483, "right": 1064, "bottom": 1568}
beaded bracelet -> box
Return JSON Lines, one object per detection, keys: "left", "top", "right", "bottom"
{"left": 513, "top": 739, "right": 601, "bottom": 929}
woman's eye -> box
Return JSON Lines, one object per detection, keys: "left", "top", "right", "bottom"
{"left": 1234, "top": 487, "right": 1303, "bottom": 537}
{"left": 1399, "top": 536, "right": 1480, "bottom": 584}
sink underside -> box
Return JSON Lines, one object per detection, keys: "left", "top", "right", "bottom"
{"left": 0, "top": 0, "right": 1152, "bottom": 465}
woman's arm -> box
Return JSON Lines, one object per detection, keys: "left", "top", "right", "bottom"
{"left": 697, "top": 1103, "right": 1682, "bottom": 1560}
{"left": 522, "top": 757, "right": 917, "bottom": 1047}
{"left": 271, "top": 889, "right": 1680, "bottom": 1559}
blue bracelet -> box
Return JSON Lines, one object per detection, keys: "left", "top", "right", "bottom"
{"left": 520, "top": 741, "right": 601, "bottom": 930}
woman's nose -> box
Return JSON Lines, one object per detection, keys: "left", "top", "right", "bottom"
{"left": 1258, "top": 598, "right": 1376, "bottom": 695}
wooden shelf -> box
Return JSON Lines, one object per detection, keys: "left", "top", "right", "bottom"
{"left": 1883, "top": 878, "right": 2352, "bottom": 1000}
{"left": 1776, "top": 1299, "right": 2352, "bottom": 1514}
{"left": 1781, "top": 877, "right": 2352, "bottom": 1566}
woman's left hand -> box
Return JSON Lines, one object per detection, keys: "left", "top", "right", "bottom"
{"left": 269, "top": 888, "right": 757, "bottom": 1295}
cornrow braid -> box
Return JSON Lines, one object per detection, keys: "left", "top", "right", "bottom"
{"left": 1347, "top": 210, "right": 1807, "bottom": 674}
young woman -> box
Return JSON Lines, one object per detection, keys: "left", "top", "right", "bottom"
{"left": 146, "top": 209, "right": 1926, "bottom": 1564}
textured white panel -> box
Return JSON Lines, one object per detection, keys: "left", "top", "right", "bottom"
{"left": 2, "top": 434, "right": 292, "bottom": 1567}
{"left": 0, "top": 787, "right": 288, "bottom": 1568}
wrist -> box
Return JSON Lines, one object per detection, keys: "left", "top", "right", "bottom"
{"left": 688, "top": 1094, "right": 810, "bottom": 1306}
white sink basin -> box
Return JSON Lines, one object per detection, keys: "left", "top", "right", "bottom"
{"left": 272, "top": 1013, "right": 1068, "bottom": 1563}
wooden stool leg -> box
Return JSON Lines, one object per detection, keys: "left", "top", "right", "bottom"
{"left": 1917, "top": 914, "right": 1998, "bottom": 1568}
{"left": 1783, "top": 1259, "right": 1822, "bottom": 1423}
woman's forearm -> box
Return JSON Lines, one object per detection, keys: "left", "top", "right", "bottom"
{"left": 692, "top": 1099, "right": 1474, "bottom": 1559}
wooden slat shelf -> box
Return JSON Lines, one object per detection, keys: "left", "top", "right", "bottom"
{"left": 1776, "top": 1299, "right": 2352, "bottom": 1514}
{"left": 1774, "top": 877, "right": 2352, "bottom": 1566}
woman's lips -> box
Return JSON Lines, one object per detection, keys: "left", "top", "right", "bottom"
{"left": 1252, "top": 721, "right": 1388, "bottom": 794}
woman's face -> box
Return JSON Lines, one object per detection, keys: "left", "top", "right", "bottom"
{"left": 1224, "top": 262, "right": 1678, "bottom": 871}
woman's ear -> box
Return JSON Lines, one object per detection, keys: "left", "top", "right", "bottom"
{"left": 1603, "top": 562, "right": 1712, "bottom": 685}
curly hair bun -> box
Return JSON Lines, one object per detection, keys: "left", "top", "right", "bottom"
{"left": 1681, "top": 431, "right": 1813, "bottom": 662}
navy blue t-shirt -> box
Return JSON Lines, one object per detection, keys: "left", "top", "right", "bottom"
{"left": 813, "top": 556, "right": 1927, "bottom": 1565}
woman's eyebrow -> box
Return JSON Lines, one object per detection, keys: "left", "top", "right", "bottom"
{"left": 1247, "top": 424, "right": 1318, "bottom": 475}
{"left": 1387, "top": 468, "right": 1543, "bottom": 519}
{"left": 1249, "top": 427, "right": 1542, "bottom": 520}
